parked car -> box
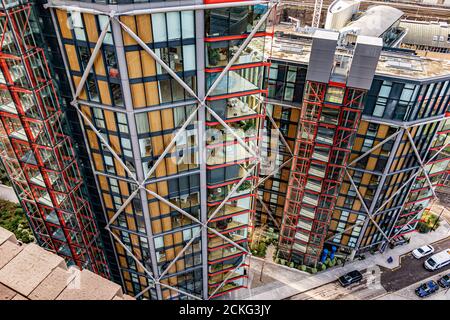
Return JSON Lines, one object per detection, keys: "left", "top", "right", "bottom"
{"left": 424, "top": 249, "right": 450, "bottom": 271}
{"left": 412, "top": 245, "right": 435, "bottom": 259}
{"left": 338, "top": 270, "right": 363, "bottom": 287}
{"left": 415, "top": 280, "right": 439, "bottom": 298}
{"left": 438, "top": 274, "right": 450, "bottom": 288}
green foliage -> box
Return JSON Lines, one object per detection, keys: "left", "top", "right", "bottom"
{"left": 0, "top": 163, "right": 11, "bottom": 186}
{"left": 311, "top": 268, "right": 318, "bottom": 274}
{"left": 208, "top": 48, "right": 220, "bottom": 66}
{"left": 417, "top": 221, "right": 432, "bottom": 233}
{"left": 0, "top": 200, "right": 33, "bottom": 243}
{"left": 418, "top": 211, "right": 441, "bottom": 233}
{"left": 299, "top": 265, "right": 307, "bottom": 271}
{"left": 237, "top": 180, "right": 252, "bottom": 192}
{"left": 289, "top": 262, "right": 295, "bottom": 268}
{"left": 336, "top": 259, "right": 343, "bottom": 266}
{"left": 329, "top": 258, "right": 336, "bottom": 267}
{"left": 320, "top": 263, "right": 327, "bottom": 271}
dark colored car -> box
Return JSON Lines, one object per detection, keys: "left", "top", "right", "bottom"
{"left": 415, "top": 280, "right": 439, "bottom": 298}
{"left": 438, "top": 274, "right": 450, "bottom": 288}
{"left": 338, "top": 270, "right": 363, "bottom": 287}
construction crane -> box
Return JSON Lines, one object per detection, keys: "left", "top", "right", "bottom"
{"left": 312, "top": 0, "right": 324, "bottom": 28}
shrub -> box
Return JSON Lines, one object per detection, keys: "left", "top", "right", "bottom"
{"left": 300, "top": 265, "right": 307, "bottom": 271}
{"left": 417, "top": 221, "right": 431, "bottom": 233}
{"left": 320, "top": 264, "right": 327, "bottom": 271}
{"left": 311, "top": 268, "right": 318, "bottom": 274}
{"left": 329, "top": 258, "right": 336, "bottom": 267}
{"left": 289, "top": 262, "right": 295, "bottom": 268}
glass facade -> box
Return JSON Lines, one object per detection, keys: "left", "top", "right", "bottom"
{"left": 45, "top": 0, "right": 271, "bottom": 300}
{"left": 204, "top": 3, "right": 268, "bottom": 298}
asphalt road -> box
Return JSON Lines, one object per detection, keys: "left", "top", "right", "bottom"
{"left": 380, "top": 236, "right": 450, "bottom": 292}
{"left": 285, "top": 269, "right": 386, "bottom": 300}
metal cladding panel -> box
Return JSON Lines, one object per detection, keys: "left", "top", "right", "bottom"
{"left": 306, "top": 30, "right": 339, "bottom": 83}
{"left": 347, "top": 35, "right": 382, "bottom": 90}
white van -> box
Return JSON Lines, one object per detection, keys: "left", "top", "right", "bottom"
{"left": 424, "top": 249, "right": 450, "bottom": 271}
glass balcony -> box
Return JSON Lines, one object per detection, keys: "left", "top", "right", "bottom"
{"left": 208, "top": 179, "right": 252, "bottom": 202}
{"left": 305, "top": 179, "right": 322, "bottom": 192}
{"left": 208, "top": 213, "right": 249, "bottom": 234}
{"left": 0, "top": 90, "right": 17, "bottom": 114}
{"left": 299, "top": 206, "right": 315, "bottom": 219}
{"left": 207, "top": 96, "right": 260, "bottom": 121}
{"left": 208, "top": 245, "right": 245, "bottom": 262}
{"left": 208, "top": 267, "right": 245, "bottom": 285}
{"left": 44, "top": 210, "right": 60, "bottom": 225}
{"left": 207, "top": 143, "right": 254, "bottom": 166}
{"left": 208, "top": 201, "right": 251, "bottom": 220}
{"left": 312, "top": 148, "right": 329, "bottom": 162}
{"left": 206, "top": 67, "right": 262, "bottom": 97}
{"left": 302, "top": 192, "right": 318, "bottom": 206}
{"left": 296, "top": 218, "right": 313, "bottom": 231}
{"left": 308, "top": 163, "right": 326, "bottom": 178}
{"left": 208, "top": 278, "right": 245, "bottom": 297}
{"left": 316, "top": 127, "right": 334, "bottom": 145}
{"left": 208, "top": 228, "right": 247, "bottom": 250}
{"left": 206, "top": 37, "right": 264, "bottom": 68}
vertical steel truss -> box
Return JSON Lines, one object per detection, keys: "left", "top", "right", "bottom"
{"left": 278, "top": 82, "right": 366, "bottom": 265}
{"left": 326, "top": 114, "right": 450, "bottom": 246}
{"left": 49, "top": 1, "right": 278, "bottom": 299}
{"left": 0, "top": 1, "right": 109, "bottom": 277}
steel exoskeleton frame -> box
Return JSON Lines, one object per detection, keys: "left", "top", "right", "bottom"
{"left": 46, "top": 0, "right": 279, "bottom": 299}
{"left": 326, "top": 113, "right": 450, "bottom": 253}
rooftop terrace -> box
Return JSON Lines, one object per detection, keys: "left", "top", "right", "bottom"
{"left": 251, "top": 33, "right": 450, "bottom": 81}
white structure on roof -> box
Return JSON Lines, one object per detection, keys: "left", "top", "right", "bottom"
{"left": 400, "top": 20, "right": 450, "bottom": 50}
{"left": 325, "top": 0, "right": 361, "bottom": 30}
{"left": 339, "top": 5, "right": 404, "bottom": 38}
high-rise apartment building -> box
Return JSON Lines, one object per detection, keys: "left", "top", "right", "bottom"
{"left": 1, "top": 0, "right": 449, "bottom": 300}
{"left": 258, "top": 30, "right": 450, "bottom": 267}
{"left": 31, "top": 0, "right": 276, "bottom": 300}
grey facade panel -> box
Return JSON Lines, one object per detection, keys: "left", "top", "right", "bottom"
{"left": 306, "top": 30, "right": 339, "bottom": 83}
{"left": 347, "top": 35, "right": 382, "bottom": 90}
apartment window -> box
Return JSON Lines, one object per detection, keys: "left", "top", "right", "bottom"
{"left": 135, "top": 113, "right": 149, "bottom": 134}
{"left": 117, "top": 113, "right": 129, "bottom": 134}
{"left": 98, "top": 15, "right": 113, "bottom": 45}
{"left": 151, "top": 11, "right": 195, "bottom": 43}
{"left": 110, "top": 83, "right": 123, "bottom": 106}
{"left": 69, "top": 11, "right": 86, "bottom": 42}
{"left": 92, "top": 108, "right": 105, "bottom": 129}
{"left": 152, "top": 13, "right": 167, "bottom": 42}
{"left": 86, "top": 75, "right": 100, "bottom": 101}
{"left": 183, "top": 45, "right": 196, "bottom": 71}
{"left": 325, "top": 86, "right": 344, "bottom": 104}
{"left": 284, "top": 83, "right": 294, "bottom": 101}
{"left": 77, "top": 46, "right": 91, "bottom": 72}
{"left": 181, "top": 11, "right": 195, "bottom": 39}
{"left": 104, "top": 47, "right": 119, "bottom": 78}
{"left": 205, "top": 5, "right": 267, "bottom": 38}
{"left": 167, "top": 12, "right": 181, "bottom": 41}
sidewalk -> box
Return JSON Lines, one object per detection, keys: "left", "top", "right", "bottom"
{"left": 240, "top": 221, "right": 450, "bottom": 300}
{"left": 0, "top": 184, "right": 19, "bottom": 203}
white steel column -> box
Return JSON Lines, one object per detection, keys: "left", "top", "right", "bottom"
{"left": 110, "top": 17, "right": 163, "bottom": 299}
